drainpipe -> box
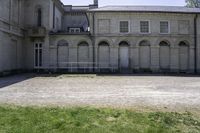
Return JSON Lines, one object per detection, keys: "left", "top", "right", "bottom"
{"left": 194, "top": 14, "right": 197, "bottom": 74}
{"left": 92, "top": 12, "right": 95, "bottom": 72}
{"left": 53, "top": 3, "right": 55, "bottom": 29}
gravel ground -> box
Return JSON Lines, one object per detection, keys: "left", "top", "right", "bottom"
{"left": 0, "top": 73, "right": 200, "bottom": 111}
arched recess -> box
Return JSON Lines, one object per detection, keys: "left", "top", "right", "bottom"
{"left": 98, "top": 41, "right": 110, "bottom": 68}
{"left": 179, "top": 41, "right": 189, "bottom": 72}
{"left": 119, "top": 41, "right": 130, "bottom": 69}
{"left": 78, "top": 41, "right": 89, "bottom": 68}
{"left": 35, "top": 5, "right": 42, "bottom": 27}
{"left": 139, "top": 40, "right": 151, "bottom": 69}
{"left": 159, "top": 41, "right": 170, "bottom": 70}
{"left": 57, "top": 40, "right": 69, "bottom": 68}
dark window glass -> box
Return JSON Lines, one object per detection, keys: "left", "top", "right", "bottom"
{"left": 140, "top": 21, "right": 149, "bottom": 33}
{"left": 160, "top": 21, "right": 169, "bottom": 33}
{"left": 120, "top": 21, "right": 129, "bottom": 33}
{"left": 37, "top": 8, "right": 42, "bottom": 27}
{"left": 35, "top": 49, "right": 38, "bottom": 67}
{"left": 39, "top": 49, "right": 42, "bottom": 66}
{"left": 35, "top": 43, "right": 42, "bottom": 67}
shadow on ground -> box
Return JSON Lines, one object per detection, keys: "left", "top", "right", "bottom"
{"left": 0, "top": 73, "right": 62, "bottom": 88}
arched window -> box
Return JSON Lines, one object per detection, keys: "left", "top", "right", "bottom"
{"left": 78, "top": 41, "right": 89, "bottom": 47}
{"left": 159, "top": 41, "right": 170, "bottom": 46}
{"left": 57, "top": 40, "right": 69, "bottom": 68}
{"left": 139, "top": 40, "right": 151, "bottom": 69}
{"left": 139, "top": 40, "right": 150, "bottom": 46}
{"left": 159, "top": 41, "right": 170, "bottom": 70}
{"left": 78, "top": 42, "right": 89, "bottom": 68}
{"left": 98, "top": 41, "right": 109, "bottom": 46}
{"left": 179, "top": 41, "right": 189, "bottom": 71}
{"left": 57, "top": 40, "right": 68, "bottom": 46}
{"left": 119, "top": 41, "right": 129, "bottom": 46}
{"left": 98, "top": 41, "right": 110, "bottom": 68}
{"left": 119, "top": 41, "right": 129, "bottom": 69}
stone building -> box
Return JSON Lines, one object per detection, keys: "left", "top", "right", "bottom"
{"left": 1, "top": 0, "right": 200, "bottom": 74}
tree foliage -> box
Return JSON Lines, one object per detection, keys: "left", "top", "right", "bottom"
{"left": 186, "top": 0, "right": 200, "bottom": 8}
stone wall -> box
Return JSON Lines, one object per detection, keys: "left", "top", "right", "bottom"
{"left": 0, "top": 31, "right": 24, "bottom": 73}
{"left": 87, "top": 12, "right": 196, "bottom": 73}
{"left": 0, "top": 0, "right": 25, "bottom": 74}
{"left": 197, "top": 14, "right": 200, "bottom": 72}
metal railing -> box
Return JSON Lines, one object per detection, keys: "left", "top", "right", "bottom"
{"left": 48, "top": 62, "right": 118, "bottom": 72}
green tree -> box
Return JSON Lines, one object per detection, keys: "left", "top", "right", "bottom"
{"left": 186, "top": 0, "right": 200, "bottom": 8}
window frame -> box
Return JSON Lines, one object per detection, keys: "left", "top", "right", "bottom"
{"left": 159, "top": 20, "right": 170, "bottom": 34}
{"left": 34, "top": 42, "right": 43, "bottom": 68}
{"left": 69, "top": 28, "right": 81, "bottom": 33}
{"left": 119, "top": 20, "right": 130, "bottom": 33}
{"left": 140, "top": 20, "right": 151, "bottom": 34}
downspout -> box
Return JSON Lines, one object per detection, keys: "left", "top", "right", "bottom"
{"left": 92, "top": 12, "right": 95, "bottom": 72}
{"left": 194, "top": 14, "right": 197, "bottom": 74}
{"left": 53, "top": 3, "right": 55, "bottom": 29}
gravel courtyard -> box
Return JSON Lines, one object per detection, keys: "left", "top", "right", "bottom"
{"left": 0, "top": 73, "right": 200, "bottom": 111}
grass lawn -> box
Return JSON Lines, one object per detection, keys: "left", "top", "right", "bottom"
{"left": 0, "top": 106, "right": 199, "bottom": 133}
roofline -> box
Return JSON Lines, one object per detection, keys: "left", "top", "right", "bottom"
{"left": 64, "top": 5, "right": 89, "bottom": 7}
{"left": 88, "top": 10, "right": 200, "bottom": 14}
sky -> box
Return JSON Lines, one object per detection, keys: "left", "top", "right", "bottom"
{"left": 61, "top": 0, "right": 186, "bottom": 6}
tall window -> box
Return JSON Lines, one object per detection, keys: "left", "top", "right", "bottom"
{"left": 160, "top": 21, "right": 169, "bottom": 34}
{"left": 140, "top": 21, "right": 150, "bottom": 33}
{"left": 120, "top": 21, "right": 129, "bottom": 33}
{"left": 34, "top": 43, "right": 42, "bottom": 68}
{"left": 37, "top": 8, "right": 42, "bottom": 27}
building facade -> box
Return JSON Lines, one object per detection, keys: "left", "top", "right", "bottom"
{"left": 1, "top": 0, "right": 200, "bottom": 74}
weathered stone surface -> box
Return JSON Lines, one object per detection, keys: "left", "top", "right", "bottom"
{"left": 0, "top": 0, "right": 200, "bottom": 73}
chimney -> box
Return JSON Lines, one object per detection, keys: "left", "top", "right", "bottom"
{"left": 94, "top": 0, "right": 98, "bottom": 6}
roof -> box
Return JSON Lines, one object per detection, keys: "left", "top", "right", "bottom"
{"left": 89, "top": 6, "right": 200, "bottom": 14}
{"left": 64, "top": 5, "right": 89, "bottom": 12}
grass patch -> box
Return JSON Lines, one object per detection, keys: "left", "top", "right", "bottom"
{"left": 0, "top": 106, "right": 199, "bottom": 133}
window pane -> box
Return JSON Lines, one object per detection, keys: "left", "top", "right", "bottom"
{"left": 120, "top": 21, "right": 129, "bottom": 33}
{"left": 35, "top": 49, "right": 38, "bottom": 67}
{"left": 160, "top": 21, "right": 169, "bottom": 33}
{"left": 39, "top": 49, "right": 42, "bottom": 66}
{"left": 140, "top": 21, "right": 149, "bottom": 33}
{"left": 34, "top": 43, "right": 42, "bottom": 67}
